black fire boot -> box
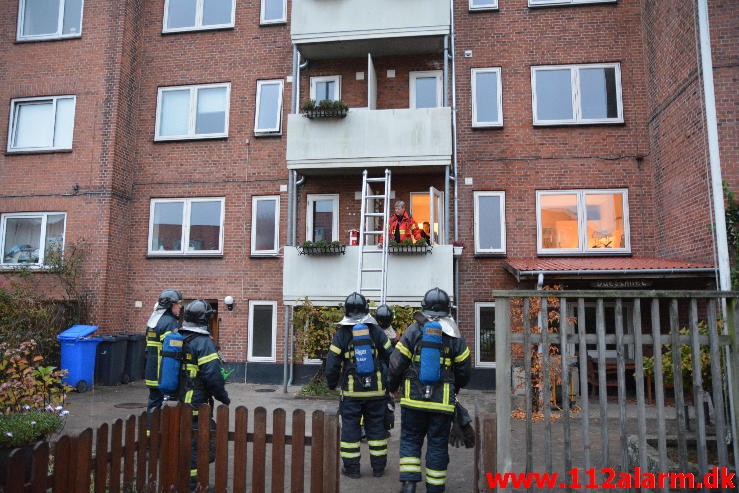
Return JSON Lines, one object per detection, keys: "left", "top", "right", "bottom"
{"left": 399, "top": 481, "right": 417, "bottom": 493}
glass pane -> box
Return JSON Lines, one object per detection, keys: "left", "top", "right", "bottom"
{"left": 478, "top": 306, "right": 495, "bottom": 363}
{"left": 472, "top": 0, "right": 495, "bottom": 7}
{"left": 3, "top": 217, "right": 42, "bottom": 264}
{"left": 585, "top": 193, "right": 625, "bottom": 249}
{"left": 477, "top": 195, "right": 502, "bottom": 250}
{"left": 14, "top": 101, "right": 53, "bottom": 149}
{"left": 255, "top": 199, "right": 277, "bottom": 251}
{"left": 263, "top": 0, "right": 284, "bottom": 21}
{"left": 203, "top": 0, "right": 233, "bottom": 25}
{"left": 580, "top": 67, "right": 618, "bottom": 119}
{"left": 152, "top": 202, "right": 184, "bottom": 251}
{"left": 159, "top": 90, "right": 190, "bottom": 137}
{"left": 44, "top": 214, "right": 65, "bottom": 262}
{"left": 23, "top": 0, "right": 60, "bottom": 36}
{"left": 535, "top": 69, "right": 573, "bottom": 121}
{"left": 189, "top": 201, "right": 222, "bottom": 251}
{"left": 475, "top": 71, "right": 499, "bottom": 123}
{"left": 315, "top": 81, "right": 335, "bottom": 103}
{"left": 62, "top": 0, "right": 82, "bottom": 35}
{"left": 312, "top": 199, "right": 334, "bottom": 242}
{"left": 195, "top": 87, "right": 227, "bottom": 135}
{"left": 54, "top": 98, "right": 75, "bottom": 148}
{"left": 166, "top": 0, "right": 197, "bottom": 29}
{"left": 414, "top": 76, "right": 438, "bottom": 109}
{"left": 540, "top": 194, "right": 578, "bottom": 249}
{"left": 257, "top": 83, "right": 280, "bottom": 131}
{"left": 251, "top": 304, "right": 274, "bottom": 358}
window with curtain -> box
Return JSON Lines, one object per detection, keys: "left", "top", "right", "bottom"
{"left": 8, "top": 96, "right": 76, "bottom": 152}
{"left": 18, "top": 0, "right": 83, "bottom": 40}
{"left": 1, "top": 213, "right": 66, "bottom": 266}
{"left": 156, "top": 83, "right": 230, "bottom": 140}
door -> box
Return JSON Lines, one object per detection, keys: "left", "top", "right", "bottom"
{"left": 429, "top": 186, "right": 444, "bottom": 244}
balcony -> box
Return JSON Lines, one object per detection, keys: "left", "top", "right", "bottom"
{"left": 283, "top": 245, "right": 454, "bottom": 305}
{"left": 286, "top": 107, "right": 452, "bottom": 172}
{"left": 291, "top": 0, "right": 450, "bottom": 59}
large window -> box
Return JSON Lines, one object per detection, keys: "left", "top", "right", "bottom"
{"left": 254, "top": 80, "right": 284, "bottom": 134}
{"left": 248, "top": 301, "right": 277, "bottom": 361}
{"left": 155, "top": 83, "right": 230, "bottom": 141}
{"left": 148, "top": 198, "right": 225, "bottom": 255}
{"left": 537, "top": 189, "right": 629, "bottom": 254}
{"left": 474, "top": 191, "right": 506, "bottom": 254}
{"left": 17, "top": 0, "right": 83, "bottom": 41}
{"left": 163, "top": 0, "right": 235, "bottom": 32}
{"left": 306, "top": 195, "right": 339, "bottom": 242}
{"left": 409, "top": 71, "right": 442, "bottom": 109}
{"left": 260, "top": 0, "right": 286, "bottom": 25}
{"left": 310, "top": 76, "right": 341, "bottom": 104}
{"left": 475, "top": 303, "right": 496, "bottom": 367}
{"left": 472, "top": 68, "right": 503, "bottom": 127}
{"left": 469, "top": 0, "right": 498, "bottom": 11}
{"left": 530, "top": 0, "right": 616, "bottom": 6}
{"left": 531, "top": 64, "right": 622, "bottom": 125}
{"left": 8, "top": 96, "right": 76, "bottom": 152}
{"left": 251, "top": 196, "right": 280, "bottom": 255}
{"left": 1, "top": 213, "right": 66, "bottom": 266}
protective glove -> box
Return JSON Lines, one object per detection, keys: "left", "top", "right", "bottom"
{"left": 462, "top": 421, "right": 475, "bottom": 448}
{"left": 384, "top": 398, "right": 395, "bottom": 431}
{"left": 449, "top": 410, "right": 465, "bottom": 448}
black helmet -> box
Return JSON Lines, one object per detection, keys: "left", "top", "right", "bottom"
{"left": 158, "top": 289, "right": 182, "bottom": 309}
{"left": 375, "top": 304, "right": 394, "bottom": 329}
{"left": 344, "top": 292, "right": 369, "bottom": 318}
{"left": 421, "top": 288, "right": 450, "bottom": 317}
{"left": 183, "top": 299, "right": 214, "bottom": 326}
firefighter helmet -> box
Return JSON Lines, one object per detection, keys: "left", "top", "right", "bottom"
{"left": 158, "top": 289, "right": 182, "bottom": 309}
{"left": 183, "top": 299, "right": 214, "bottom": 327}
{"left": 375, "top": 304, "right": 394, "bottom": 329}
{"left": 344, "top": 292, "right": 369, "bottom": 318}
{"left": 421, "top": 288, "right": 451, "bottom": 318}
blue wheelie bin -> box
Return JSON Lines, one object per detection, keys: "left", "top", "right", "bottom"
{"left": 57, "top": 324, "right": 102, "bottom": 392}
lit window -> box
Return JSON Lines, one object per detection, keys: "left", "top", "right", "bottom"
{"left": 474, "top": 191, "right": 506, "bottom": 254}
{"left": 537, "top": 189, "right": 629, "bottom": 254}
{"left": 260, "top": 0, "right": 286, "bottom": 24}
{"left": 410, "top": 71, "right": 442, "bottom": 109}
{"left": 532, "top": 64, "right": 623, "bottom": 125}
{"left": 529, "top": 0, "right": 616, "bottom": 7}
{"left": 148, "top": 198, "right": 225, "bottom": 255}
{"left": 17, "top": 0, "right": 83, "bottom": 41}
{"left": 472, "top": 68, "right": 503, "bottom": 127}
{"left": 251, "top": 196, "right": 280, "bottom": 255}
{"left": 249, "top": 301, "right": 277, "bottom": 361}
{"left": 310, "top": 76, "right": 341, "bottom": 104}
{"left": 254, "top": 80, "right": 284, "bottom": 134}
{"left": 469, "top": 0, "right": 498, "bottom": 11}
{"left": 307, "top": 195, "right": 339, "bottom": 242}
{"left": 1, "top": 213, "right": 66, "bottom": 266}
{"left": 8, "top": 96, "right": 76, "bottom": 152}
{"left": 155, "top": 84, "right": 230, "bottom": 140}
{"left": 475, "top": 303, "right": 496, "bottom": 367}
{"left": 163, "top": 0, "right": 235, "bottom": 32}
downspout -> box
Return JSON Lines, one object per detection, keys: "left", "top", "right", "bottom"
{"left": 287, "top": 172, "right": 304, "bottom": 388}
{"left": 449, "top": 1, "right": 460, "bottom": 319}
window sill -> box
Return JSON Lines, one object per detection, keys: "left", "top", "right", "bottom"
{"left": 259, "top": 20, "right": 287, "bottom": 27}
{"left": 0, "top": 265, "right": 50, "bottom": 271}
{"left": 472, "top": 123, "right": 503, "bottom": 129}
{"left": 146, "top": 254, "right": 224, "bottom": 259}
{"left": 469, "top": 7, "right": 499, "bottom": 13}
{"left": 253, "top": 131, "right": 283, "bottom": 138}
{"left": 536, "top": 251, "right": 632, "bottom": 257}
{"left": 6, "top": 148, "right": 73, "bottom": 156}
{"left": 529, "top": 0, "right": 616, "bottom": 8}
{"left": 532, "top": 119, "right": 624, "bottom": 127}
{"left": 15, "top": 34, "right": 82, "bottom": 44}
{"left": 473, "top": 253, "right": 508, "bottom": 259}
{"left": 162, "top": 25, "right": 235, "bottom": 35}
{"left": 154, "top": 135, "right": 228, "bottom": 143}
{"left": 250, "top": 253, "right": 281, "bottom": 258}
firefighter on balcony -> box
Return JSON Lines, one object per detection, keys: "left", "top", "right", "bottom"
{"left": 144, "top": 289, "right": 182, "bottom": 418}
{"left": 325, "top": 292, "right": 393, "bottom": 479}
{"left": 380, "top": 200, "right": 422, "bottom": 245}
{"left": 388, "top": 288, "right": 471, "bottom": 493}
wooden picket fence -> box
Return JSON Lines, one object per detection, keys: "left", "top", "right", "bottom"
{"left": 2, "top": 404, "right": 340, "bottom": 493}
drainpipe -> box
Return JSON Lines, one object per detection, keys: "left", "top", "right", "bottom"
{"left": 449, "top": 0, "right": 460, "bottom": 321}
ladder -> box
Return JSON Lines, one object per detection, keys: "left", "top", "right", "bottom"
{"left": 356, "top": 169, "right": 391, "bottom": 304}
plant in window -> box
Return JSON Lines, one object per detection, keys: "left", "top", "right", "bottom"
{"left": 301, "top": 99, "right": 349, "bottom": 119}
{"left": 298, "top": 240, "right": 345, "bottom": 256}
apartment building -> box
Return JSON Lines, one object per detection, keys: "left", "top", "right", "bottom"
{"left": 1, "top": 0, "right": 735, "bottom": 387}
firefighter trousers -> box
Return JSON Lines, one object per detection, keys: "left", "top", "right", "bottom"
{"left": 339, "top": 397, "right": 387, "bottom": 474}
{"left": 398, "top": 407, "right": 453, "bottom": 492}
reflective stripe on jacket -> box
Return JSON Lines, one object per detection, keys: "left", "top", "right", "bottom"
{"left": 179, "top": 331, "right": 230, "bottom": 410}
{"left": 144, "top": 311, "right": 179, "bottom": 388}
{"left": 381, "top": 211, "right": 422, "bottom": 244}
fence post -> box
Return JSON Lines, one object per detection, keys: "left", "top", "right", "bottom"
{"left": 73, "top": 429, "right": 93, "bottom": 493}
{"left": 290, "top": 409, "right": 306, "bottom": 493}
{"left": 214, "top": 405, "right": 229, "bottom": 493}
{"left": 110, "top": 419, "right": 123, "bottom": 493}
{"left": 477, "top": 412, "right": 496, "bottom": 492}
{"left": 310, "top": 411, "right": 325, "bottom": 493}
{"left": 253, "top": 406, "right": 268, "bottom": 493}
{"left": 322, "top": 410, "right": 340, "bottom": 493}
{"left": 729, "top": 298, "right": 739, "bottom": 477}
{"left": 159, "top": 404, "right": 181, "bottom": 490}
{"left": 494, "top": 295, "right": 511, "bottom": 492}
{"left": 53, "top": 435, "right": 71, "bottom": 492}
{"left": 30, "top": 440, "right": 49, "bottom": 493}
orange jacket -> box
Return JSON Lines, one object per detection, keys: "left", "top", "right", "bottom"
{"left": 381, "top": 211, "right": 421, "bottom": 243}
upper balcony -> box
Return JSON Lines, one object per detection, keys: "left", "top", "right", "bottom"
{"left": 291, "top": 0, "right": 450, "bottom": 59}
{"left": 286, "top": 107, "right": 452, "bottom": 172}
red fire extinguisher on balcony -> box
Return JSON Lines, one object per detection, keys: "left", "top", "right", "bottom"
{"left": 349, "top": 230, "right": 359, "bottom": 246}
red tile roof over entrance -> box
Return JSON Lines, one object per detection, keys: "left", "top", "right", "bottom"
{"left": 504, "top": 257, "right": 715, "bottom": 278}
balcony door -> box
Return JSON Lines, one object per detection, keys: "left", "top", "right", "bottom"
{"left": 409, "top": 71, "right": 442, "bottom": 109}
{"left": 410, "top": 187, "right": 444, "bottom": 244}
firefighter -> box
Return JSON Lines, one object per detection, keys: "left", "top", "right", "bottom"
{"left": 144, "top": 289, "right": 182, "bottom": 416}
{"left": 325, "top": 292, "right": 393, "bottom": 479}
{"left": 380, "top": 200, "right": 422, "bottom": 245}
{"left": 388, "top": 288, "right": 471, "bottom": 493}
{"left": 178, "top": 299, "right": 230, "bottom": 491}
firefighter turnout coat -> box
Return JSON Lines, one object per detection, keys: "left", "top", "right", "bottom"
{"left": 381, "top": 210, "right": 422, "bottom": 244}
{"left": 179, "top": 328, "right": 230, "bottom": 409}
{"left": 144, "top": 311, "right": 179, "bottom": 389}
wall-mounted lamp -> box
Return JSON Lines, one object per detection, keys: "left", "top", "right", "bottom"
{"left": 224, "top": 296, "right": 234, "bottom": 311}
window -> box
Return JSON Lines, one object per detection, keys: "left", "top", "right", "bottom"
{"left": 469, "top": 0, "right": 498, "bottom": 10}
{"left": 537, "top": 189, "right": 629, "bottom": 254}
{"left": 8, "top": 96, "right": 76, "bottom": 152}
{"left": 17, "top": 0, "right": 83, "bottom": 41}
{"left": 306, "top": 195, "right": 339, "bottom": 242}
{"left": 475, "top": 303, "right": 496, "bottom": 367}
{"left": 530, "top": 0, "right": 616, "bottom": 7}
{"left": 163, "top": 0, "right": 235, "bottom": 32}
{"left": 474, "top": 192, "right": 506, "bottom": 254}
{"left": 310, "top": 76, "right": 341, "bottom": 104}
{"left": 254, "top": 80, "right": 284, "bottom": 134}
{"left": 251, "top": 196, "right": 280, "bottom": 255}
{"left": 472, "top": 68, "right": 503, "bottom": 127}
{"left": 409, "top": 71, "right": 442, "bottom": 109}
{"left": 155, "top": 83, "right": 230, "bottom": 141}
{"left": 148, "top": 198, "right": 225, "bottom": 255}
{"left": 531, "top": 64, "right": 622, "bottom": 125}
{"left": 260, "top": 0, "right": 286, "bottom": 24}
{"left": 1, "top": 213, "right": 66, "bottom": 266}
{"left": 249, "top": 301, "right": 277, "bottom": 361}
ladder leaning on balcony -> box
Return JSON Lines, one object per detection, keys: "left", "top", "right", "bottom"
{"left": 356, "top": 169, "right": 391, "bottom": 305}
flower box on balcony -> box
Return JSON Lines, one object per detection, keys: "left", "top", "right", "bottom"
{"left": 298, "top": 241, "right": 346, "bottom": 256}
{"left": 387, "top": 241, "right": 432, "bottom": 256}
{"left": 301, "top": 99, "right": 349, "bottom": 119}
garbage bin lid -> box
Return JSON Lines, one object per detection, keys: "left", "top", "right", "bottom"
{"left": 58, "top": 324, "right": 100, "bottom": 341}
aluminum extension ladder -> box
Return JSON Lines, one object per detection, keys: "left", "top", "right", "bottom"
{"left": 355, "top": 169, "right": 391, "bottom": 304}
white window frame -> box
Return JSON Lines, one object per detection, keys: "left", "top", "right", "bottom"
{"left": 531, "top": 63, "right": 623, "bottom": 125}
{"left": 148, "top": 197, "right": 225, "bottom": 256}
{"left": 474, "top": 191, "right": 506, "bottom": 254}
{"left": 529, "top": 0, "right": 616, "bottom": 7}
{"left": 475, "top": 302, "right": 496, "bottom": 368}
{"left": 0, "top": 212, "right": 67, "bottom": 268}
{"left": 155, "top": 83, "right": 230, "bottom": 141}
{"left": 536, "top": 189, "right": 630, "bottom": 255}
{"left": 260, "top": 0, "right": 287, "bottom": 25}
{"left": 309, "top": 76, "right": 342, "bottom": 103}
{"left": 17, "top": 0, "right": 84, "bottom": 41}
{"left": 254, "top": 79, "right": 284, "bottom": 135}
{"left": 162, "top": 0, "right": 235, "bottom": 33}
{"left": 469, "top": 0, "right": 498, "bottom": 11}
{"left": 409, "top": 70, "right": 443, "bottom": 109}
{"left": 248, "top": 301, "right": 277, "bottom": 362}
{"left": 306, "top": 194, "right": 340, "bottom": 242}
{"left": 7, "top": 96, "right": 77, "bottom": 152}
{"left": 251, "top": 195, "right": 280, "bottom": 255}
{"left": 471, "top": 67, "right": 503, "bottom": 128}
